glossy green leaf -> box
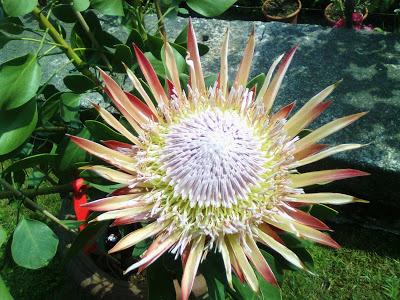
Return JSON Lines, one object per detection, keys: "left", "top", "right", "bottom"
{"left": 111, "top": 44, "right": 135, "bottom": 72}
{"left": 60, "top": 92, "right": 81, "bottom": 123}
{"left": 2, "top": 0, "right": 38, "bottom": 17}
{"left": 3, "top": 154, "right": 59, "bottom": 175}
{"left": 58, "top": 128, "right": 90, "bottom": 172}
{"left": 85, "top": 120, "right": 130, "bottom": 142}
{"left": 64, "top": 74, "right": 96, "bottom": 93}
{"left": 0, "top": 53, "right": 42, "bottom": 110}
{"left": 90, "top": 0, "right": 124, "bottom": 16}
{"left": 73, "top": 0, "right": 90, "bottom": 11}
{"left": 0, "top": 99, "right": 37, "bottom": 155}
{"left": 0, "top": 275, "right": 13, "bottom": 300}
{"left": 11, "top": 218, "right": 59, "bottom": 269}
{"left": 0, "top": 226, "right": 6, "bottom": 248}
{"left": 85, "top": 181, "right": 123, "bottom": 193}
{"left": 187, "top": 0, "right": 236, "bottom": 17}
{"left": 204, "top": 74, "right": 219, "bottom": 88}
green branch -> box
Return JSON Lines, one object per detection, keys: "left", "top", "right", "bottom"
{"left": 31, "top": 7, "right": 100, "bottom": 86}
{"left": 0, "top": 179, "right": 73, "bottom": 232}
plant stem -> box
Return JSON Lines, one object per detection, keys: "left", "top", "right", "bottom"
{"left": 72, "top": 8, "right": 113, "bottom": 71}
{"left": 34, "top": 126, "right": 67, "bottom": 133}
{"left": 154, "top": 0, "right": 166, "bottom": 37}
{"left": 31, "top": 7, "right": 100, "bottom": 86}
{"left": 0, "top": 178, "right": 73, "bottom": 232}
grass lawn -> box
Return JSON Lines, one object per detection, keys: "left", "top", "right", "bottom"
{"left": 1, "top": 196, "right": 399, "bottom": 300}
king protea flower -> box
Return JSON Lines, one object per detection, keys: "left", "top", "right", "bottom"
{"left": 69, "top": 20, "right": 368, "bottom": 299}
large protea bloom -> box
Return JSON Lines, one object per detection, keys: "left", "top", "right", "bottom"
{"left": 69, "top": 21, "right": 368, "bottom": 299}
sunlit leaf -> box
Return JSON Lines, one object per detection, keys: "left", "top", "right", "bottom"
{"left": 2, "top": 0, "right": 38, "bottom": 17}
{"left": 186, "top": 0, "right": 236, "bottom": 17}
{"left": 0, "top": 53, "right": 42, "bottom": 110}
{"left": 90, "top": 0, "right": 124, "bottom": 16}
{"left": 0, "top": 99, "right": 37, "bottom": 155}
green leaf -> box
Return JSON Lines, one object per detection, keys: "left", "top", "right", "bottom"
{"left": 178, "top": 42, "right": 209, "bottom": 56}
{"left": 174, "top": 24, "right": 188, "bottom": 44}
{"left": 146, "top": 34, "right": 164, "bottom": 60}
{"left": 111, "top": 44, "right": 135, "bottom": 73}
{"left": 247, "top": 73, "right": 266, "bottom": 96}
{"left": 126, "top": 29, "right": 145, "bottom": 50}
{"left": 147, "top": 255, "right": 176, "bottom": 300}
{"left": 85, "top": 120, "right": 130, "bottom": 143}
{"left": 258, "top": 273, "right": 282, "bottom": 300}
{"left": 64, "top": 74, "right": 96, "bottom": 93}
{"left": 63, "top": 221, "right": 107, "bottom": 263}
{"left": 0, "top": 275, "right": 13, "bottom": 300}
{"left": 144, "top": 52, "right": 165, "bottom": 77}
{"left": 73, "top": 0, "right": 90, "bottom": 11}
{"left": 186, "top": 0, "right": 236, "bottom": 17}
{"left": 0, "top": 31, "right": 13, "bottom": 50}
{"left": 11, "top": 218, "right": 59, "bottom": 269}
{"left": 3, "top": 154, "right": 59, "bottom": 175}
{"left": 59, "top": 220, "right": 86, "bottom": 230}
{"left": 0, "top": 17, "right": 24, "bottom": 34}
{"left": 309, "top": 204, "right": 338, "bottom": 220}
{"left": 0, "top": 225, "right": 6, "bottom": 248}
{"left": 0, "top": 99, "right": 37, "bottom": 155}
{"left": 204, "top": 74, "right": 218, "bottom": 88}
{"left": 2, "top": 0, "right": 38, "bottom": 17}
{"left": 58, "top": 128, "right": 90, "bottom": 172}
{"left": 85, "top": 181, "right": 124, "bottom": 193}
{"left": 161, "top": 44, "right": 186, "bottom": 75}
{"left": 90, "top": 0, "right": 124, "bottom": 16}
{"left": 131, "top": 239, "right": 150, "bottom": 258}
{"left": 60, "top": 92, "right": 81, "bottom": 123}
{"left": 200, "top": 254, "right": 226, "bottom": 300}
{"left": 53, "top": 4, "right": 76, "bottom": 23}
{"left": 0, "top": 53, "right": 42, "bottom": 110}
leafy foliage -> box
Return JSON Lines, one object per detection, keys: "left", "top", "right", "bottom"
{"left": 11, "top": 218, "right": 59, "bottom": 269}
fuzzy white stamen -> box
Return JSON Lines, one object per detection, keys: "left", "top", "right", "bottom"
{"left": 160, "top": 108, "right": 266, "bottom": 208}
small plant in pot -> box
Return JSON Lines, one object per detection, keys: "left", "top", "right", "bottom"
{"left": 262, "top": 0, "right": 302, "bottom": 24}
{"left": 325, "top": 0, "right": 370, "bottom": 26}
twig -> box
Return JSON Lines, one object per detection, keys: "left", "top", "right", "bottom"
{"left": 0, "top": 179, "right": 73, "bottom": 232}
{"left": 154, "top": 0, "right": 166, "bottom": 37}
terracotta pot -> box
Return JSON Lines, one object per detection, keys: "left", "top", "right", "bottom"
{"left": 324, "top": 3, "right": 368, "bottom": 26}
{"left": 262, "top": 0, "right": 302, "bottom": 24}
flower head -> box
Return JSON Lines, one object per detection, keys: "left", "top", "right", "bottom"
{"left": 70, "top": 20, "right": 368, "bottom": 299}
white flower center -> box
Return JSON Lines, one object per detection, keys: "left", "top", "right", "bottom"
{"left": 160, "top": 109, "right": 266, "bottom": 208}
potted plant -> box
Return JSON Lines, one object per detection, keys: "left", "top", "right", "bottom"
{"left": 324, "top": 0, "right": 369, "bottom": 26}
{"left": 262, "top": 0, "right": 302, "bottom": 24}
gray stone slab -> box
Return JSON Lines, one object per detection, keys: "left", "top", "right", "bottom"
{"left": 1, "top": 15, "right": 399, "bottom": 208}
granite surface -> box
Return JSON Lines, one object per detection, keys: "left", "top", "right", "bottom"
{"left": 1, "top": 16, "right": 399, "bottom": 210}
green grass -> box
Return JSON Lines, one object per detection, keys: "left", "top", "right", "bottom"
{"left": 281, "top": 225, "right": 400, "bottom": 300}
{"left": 1, "top": 194, "right": 399, "bottom": 300}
